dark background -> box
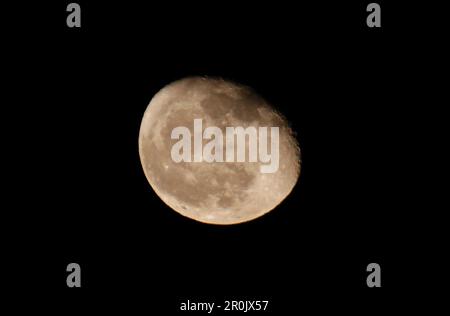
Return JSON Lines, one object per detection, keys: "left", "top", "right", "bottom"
{"left": 5, "top": 0, "right": 443, "bottom": 314}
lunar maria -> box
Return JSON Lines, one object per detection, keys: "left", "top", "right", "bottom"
{"left": 171, "top": 119, "right": 279, "bottom": 173}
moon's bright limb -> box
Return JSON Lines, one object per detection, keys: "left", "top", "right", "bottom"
{"left": 138, "top": 77, "right": 301, "bottom": 225}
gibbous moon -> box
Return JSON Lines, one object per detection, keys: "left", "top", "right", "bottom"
{"left": 139, "top": 77, "right": 301, "bottom": 225}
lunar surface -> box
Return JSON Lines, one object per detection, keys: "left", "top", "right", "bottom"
{"left": 138, "top": 77, "right": 301, "bottom": 224}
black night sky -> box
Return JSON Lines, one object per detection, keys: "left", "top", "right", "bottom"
{"left": 4, "top": 1, "right": 443, "bottom": 314}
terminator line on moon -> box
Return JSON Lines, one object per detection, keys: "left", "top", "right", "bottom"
{"left": 138, "top": 77, "right": 301, "bottom": 225}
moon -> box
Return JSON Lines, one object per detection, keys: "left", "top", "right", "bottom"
{"left": 138, "top": 77, "right": 301, "bottom": 225}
